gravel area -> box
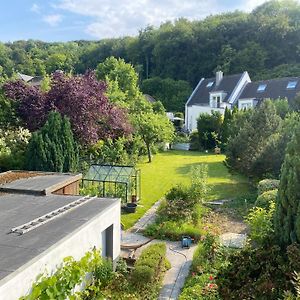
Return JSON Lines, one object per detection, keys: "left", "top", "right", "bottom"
{"left": 0, "top": 171, "right": 41, "bottom": 185}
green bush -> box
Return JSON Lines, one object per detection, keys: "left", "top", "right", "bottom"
{"left": 255, "top": 189, "right": 278, "bottom": 209}
{"left": 245, "top": 201, "right": 275, "bottom": 246}
{"left": 257, "top": 179, "right": 280, "bottom": 195}
{"left": 93, "top": 259, "right": 114, "bottom": 287}
{"left": 0, "top": 127, "right": 31, "bottom": 171}
{"left": 189, "top": 130, "right": 200, "bottom": 151}
{"left": 131, "top": 265, "right": 154, "bottom": 286}
{"left": 145, "top": 219, "right": 203, "bottom": 241}
{"left": 217, "top": 245, "right": 294, "bottom": 300}
{"left": 131, "top": 243, "right": 168, "bottom": 287}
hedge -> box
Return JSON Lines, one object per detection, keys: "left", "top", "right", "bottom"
{"left": 257, "top": 179, "right": 280, "bottom": 195}
{"left": 131, "top": 243, "right": 168, "bottom": 286}
{"left": 255, "top": 189, "right": 278, "bottom": 209}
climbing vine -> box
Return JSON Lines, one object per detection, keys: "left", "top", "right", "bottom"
{"left": 20, "top": 249, "right": 102, "bottom": 300}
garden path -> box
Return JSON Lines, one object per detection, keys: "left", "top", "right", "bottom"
{"left": 122, "top": 200, "right": 197, "bottom": 300}
{"left": 122, "top": 198, "right": 248, "bottom": 299}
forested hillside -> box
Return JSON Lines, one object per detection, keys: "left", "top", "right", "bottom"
{"left": 1, "top": 0, "right": 300, "bottom": 111}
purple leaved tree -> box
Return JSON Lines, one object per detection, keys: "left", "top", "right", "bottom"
{"left": 4, "top": 71, "right": 132, "bottom": 145}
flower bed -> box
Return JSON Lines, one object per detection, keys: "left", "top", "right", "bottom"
{"left": 179, "top": 235, "right": 231, "bottom": 300}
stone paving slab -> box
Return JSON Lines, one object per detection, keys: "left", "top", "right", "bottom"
{"left": 220, "top": 232, "right": 247, "bottom": 248}
{"left": 130, "top": 200, "right": 161, "bottom": 232}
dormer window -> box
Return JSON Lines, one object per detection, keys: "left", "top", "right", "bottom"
{"left": 257, "top": 84, "right": 267, "bottom": 92}
{"left": 206, "top": 81, "right": 214, "bottom": 88}
{"left": 287, "top": 81, "right": 297, "bottom": 89}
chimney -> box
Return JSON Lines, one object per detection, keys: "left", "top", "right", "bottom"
{"left": 216, "top": 70, "right": 223, "bottom": 86}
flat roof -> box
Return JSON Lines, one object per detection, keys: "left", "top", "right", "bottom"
{"left": 0, "top": 172, "right": 82, "bottom": 195}
{"left": 0, "top": 193, "right": 118, "bottom": 281}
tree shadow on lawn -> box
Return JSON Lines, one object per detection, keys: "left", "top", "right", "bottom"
{"left": 207, "top": 182, "right": 250, "bottom": 201}
{"left": 175, "top": 161, "right": 248, "bottom": 182}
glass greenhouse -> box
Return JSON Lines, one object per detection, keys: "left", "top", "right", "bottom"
{"left": 82, "top": 164, "right": 141, "bottom": 204}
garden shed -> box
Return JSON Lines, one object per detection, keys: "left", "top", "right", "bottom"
{"left": 82, "top": 165, "right": 141, "bottom": 204}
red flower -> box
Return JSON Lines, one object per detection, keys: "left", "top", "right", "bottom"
{"left": 209, "top": 275, "right": 214, "bottom": 281}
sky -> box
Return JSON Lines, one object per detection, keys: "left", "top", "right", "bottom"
{"left": 0, "top": 0, "right": 269, "bottom": 42}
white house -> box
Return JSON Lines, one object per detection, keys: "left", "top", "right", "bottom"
{"left": 238, "top": 77, "right": 300, "bottom": 110}
{"left": 0, "top": 171, "right": 120, "bottom": 300}
{"left": 185, "top": 71, "right": 300, "bottom": 132}
{"left": 185, "top": 71, "right": 251, "bottom": 131}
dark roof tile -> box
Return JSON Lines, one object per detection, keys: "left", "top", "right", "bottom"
{"left": 239, "top": 77, "right": 300, "bottom": 102}
{"left": 187, "top": 73, "right": 244, "bottom": 106}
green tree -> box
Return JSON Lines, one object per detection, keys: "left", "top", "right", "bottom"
{"left": 226, "top": 100, "right": 281, "bottom": 177}
{"left": 275, "top": 122, "right": 300, "bottom": 246}
{"left": 27, "top": 112, "right": 78, "bottom": 172}
{"left": 133, "top": 113, "right": 174, "bottom": 162}
{"left": 197, "top": 111, "right": 223, "bottom": 150}
{"left": 141, "top": 77, "right": 192, "bottom": 112}
{"left": 220, "top": 107, "right": 233, "bottom": 148}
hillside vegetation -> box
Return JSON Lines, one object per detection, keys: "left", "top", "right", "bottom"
{"left": 1, "top": 0, "right": 300, "bottom": 111}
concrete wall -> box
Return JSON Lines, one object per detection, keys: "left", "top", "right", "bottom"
{"left": 0, "top": 200, "right": 121, "bottom": 300}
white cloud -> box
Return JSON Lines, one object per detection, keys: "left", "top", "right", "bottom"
{"left": 30, "top": 3, "right": 40, "bottom": 13}
{"left": 43, "top": 14, "right": 63, "bottom": 27}
{"left": 241, "top": 0, "right": 268, "bottom": 11}
{"left": 57, "top": 0, "right": 221, "bottom": 39}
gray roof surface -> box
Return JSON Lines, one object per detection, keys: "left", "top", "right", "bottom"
{"left": 187, "top": 73, "right": 243, "bottom": 106}
{"left": 0, "top": 193, "right": 118, "bottom": 281}
{"left": 239, "top": 77, "right": 300, "bottom": 101}
{"left": 0, "top": 173, "right": 82, "bottom": 195}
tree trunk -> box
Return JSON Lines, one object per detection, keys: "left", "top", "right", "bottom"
{"left": 146, "top": 143, "right": 152, "bottom": 163}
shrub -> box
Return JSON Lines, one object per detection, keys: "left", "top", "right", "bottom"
{"left": 163, "top": 185, "right": 195, "bottom": 221}
{"left": 189, "top": 130, "right": 200, "bottom": 151}
{"left": 217, "top": 245, "right": 294, "bottom": 300}
{"left": 255, "top": 189, "right": 278, "bottom": 209}
{"left": 189, "top": 164, "right": 209, "bottom": 202}
{"left": 257, "top": 179, "right": 280, "bottom": 195}
{"left": 145, "top": 219, "right": 203, "bottom": 241}
{"left": 245, "top": 201, "right": 275, "bottom": 246}
{"left": 131, "top": 243, "right": 168, "bottom": 287}
{"left": 131, "top": 265, "right": 154, "bottom": 286}
{"left": 0, "top": 127, "right": 31, "bottom": 171}
{"left": 20, "top": 250, "right": 102, "bottom": 300}
{"left": 93, "top": 259, "right": 114, "bottom": 287}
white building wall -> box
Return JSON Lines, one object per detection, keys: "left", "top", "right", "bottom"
{"left": 0, "top": 200, "right": 121, "bottom": 300}
{"left": 186, "top": 105, "right": 226, "bottom": 132}
{"left": 238, "top": 98, "right": 255, "bottom": 110}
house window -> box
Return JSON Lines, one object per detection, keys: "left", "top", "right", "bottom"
{"left": 287, "top": 81, "right": 297, "bottom": 89}
{"left": 217, "top": 96, "right": 221, "bottom": 108}
{"left": 241, "top": 103, "right": 251, "bottom": 109}
{"left": 257, "top": 84, "right": 267, "bottom": 92}
{"left": 206, "top": 81, "right": 214, "bottom": 88}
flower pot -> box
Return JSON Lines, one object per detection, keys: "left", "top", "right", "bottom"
{"left": 124, "top": 203, "right": 137, "bottom": 213}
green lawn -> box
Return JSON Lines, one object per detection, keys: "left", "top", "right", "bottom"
{"left": 121, "top": 150, "right": 250, "bottom": 229}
